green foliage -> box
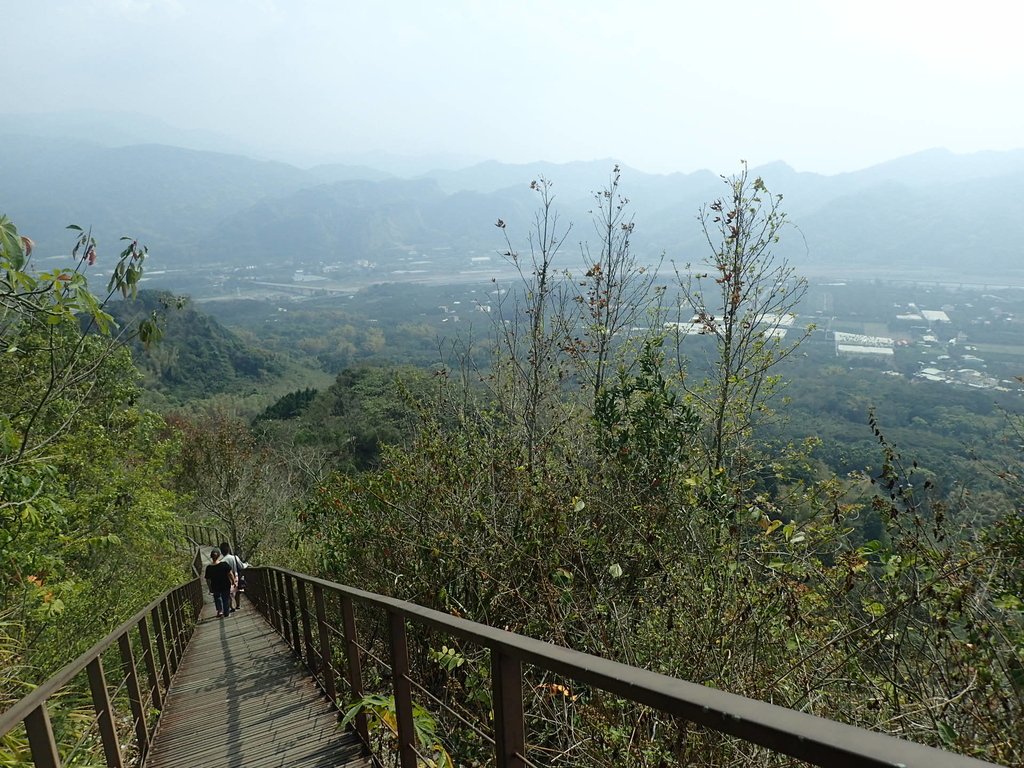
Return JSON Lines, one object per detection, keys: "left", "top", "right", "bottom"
{"left": 258, "top": 365, "right": 438, "bottom": 472}
{"left": 1, "top": 216, "right": 183, "bottom": 697}
{"left": 428, "top": 645, "right": 466, "bottom": 672}
{"left": 255, "top": 387, "right": 318, "bottom": 421}
{"left": 762, "top": 348, "right": 1020, "bottom": 537}
{"left": 594, "top": 335, "right": 700, "bottom": 494}
{"left": 302, "top": 393, "right": 1021, "bottom": 763}
{"left": 287, "top": 172, "right": 1021, "bottom": 765}
{"left": 341, "top": 693, "right": 454, "bottom": 768}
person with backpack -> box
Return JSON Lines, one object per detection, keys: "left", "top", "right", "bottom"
{"left": 205, "top": 548, "right": 236, "bottom": 618}
{"left": 219, "top": 541, "right": 246, "bottom": 610}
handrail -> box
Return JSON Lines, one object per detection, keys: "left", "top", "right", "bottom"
{"left": 246, "top": 566, "right": 1003, "bottom": 768}
{"left": 183, "top": 522, "right": 235, "bottom": 580}
{"left": 0, "top": 576, "right": 204, "bottom": 768}
{"left": 4, "top": 561, "right": 1004, "bottom": 768}
{"left": 182, "top": 522, "right": 230, "bottom": 551}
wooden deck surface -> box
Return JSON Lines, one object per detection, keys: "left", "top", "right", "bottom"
{"left": 145, "top": 594, "right": 369, "bottom": 768}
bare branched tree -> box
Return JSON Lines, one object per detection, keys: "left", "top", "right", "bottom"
{"left": 171, "top": 411, "right": 297, "bottom": 560}
{"left": 492, "top": 178, "right": 575, "bottom": 473}
{"left": 570, "top": 165, "right": 662, "bottom": 404}
{"left": 673, "top": 163, "right": 810, "bottom": 478}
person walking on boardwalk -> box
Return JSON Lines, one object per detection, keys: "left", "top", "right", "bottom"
{"left": 205, "top": 548, "right": 236, "bottom": 618}
{"left": 219, "top": 541, "right": 245, "bottom": 610}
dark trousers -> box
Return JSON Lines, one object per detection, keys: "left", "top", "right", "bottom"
{"left": 213, "top": 590, "right": 232, "bottom": 616}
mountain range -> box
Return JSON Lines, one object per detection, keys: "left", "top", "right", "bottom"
{"left": 2, "top": 113, "right": 1022, "bottom": 283}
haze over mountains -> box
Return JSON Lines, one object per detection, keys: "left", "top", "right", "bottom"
{"left": 3, "top": 112, "right": 1023, "bottom": 283}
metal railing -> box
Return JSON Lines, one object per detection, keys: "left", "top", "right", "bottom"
{"left": 0, "top": 578, "right": 203, "bottom": 768}
{"left": 0, "top": 524, "right": 224, "bottom": 768}
{"left": 182, "top": 522, "right": 229, "bottom": 551}
{"left": 246, "top": 566, "right": 1002, "bottom": 768}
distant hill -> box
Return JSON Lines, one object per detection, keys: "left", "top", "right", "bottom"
{"left": 0, "top": 134, "right": 311, "bottom": 261}
{"left": 307, "top": 163, "right": 394, "bottom": 184}
{"left": 0, "top": 110, "right": 260, "bottom": 156}
{"left": 3, "top": 122, "right": 1023, "bottom": 280}
{"left": 203, "top": 177, "right": 536, "bottom": 263}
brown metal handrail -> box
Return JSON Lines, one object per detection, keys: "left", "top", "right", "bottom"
{"left": 245, "top": 566, "right": 1002, "bottom": 768}
{"left": 182, "top": 523, "right": 235, "bottom": 579}
{"left": 0, "top": 577, "right": 204, "bottom": 768}
{"left": 182, "top": 522, "right": 229, "bottom": 551}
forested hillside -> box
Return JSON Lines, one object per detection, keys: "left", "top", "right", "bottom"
{"left": 105, "top": 290, "right": 323, "bottom": 406}
{"left": 2, "top": 165, "right": 1021, "bottom": 766}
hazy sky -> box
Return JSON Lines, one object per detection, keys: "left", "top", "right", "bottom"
{"left": 6, "top": 0, "right": 1023, "bottom": 174}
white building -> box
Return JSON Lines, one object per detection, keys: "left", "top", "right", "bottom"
{"left": 834, "top": 331, "right": 894, "bottom": 358}
{"left": 837, "top": 344, "right": 894, "bottom": 358}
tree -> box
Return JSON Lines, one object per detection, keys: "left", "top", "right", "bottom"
{"left": 170, "top": 410, "right": 297, "bottom": 560}
{"left": 673, "top": 163, "right": 810, "bottom": 479}
{"left": 1, "top": 215, "right": 182, "bottom": 694}
{"left": 1, "top": 216, "right": 156, "bottom": 566}
{"left": 569, "top": 165, "right": 661, "bottom": 404}
{"left": 492, "top": 178, "right": 575, "bottom": 474}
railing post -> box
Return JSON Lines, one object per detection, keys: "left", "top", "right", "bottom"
{"left": 254, "top": 569, "right": 268, "bottom": 618}
{"left": 340, "top": 594, "right": 369, "bottom": 749}
{"left": 297, "top": 579, "right": 316, "bottom": 669}
{"left": 24, "top": 704, "right": 62, "bottom": 768}
{"left": 275, "top": 571, "right": 285, "bottom": 633}
{"left": 137, "top": 617, "right": 163, "bottom": 711}
{"left": 492, "top": 649, "right": 527, "bottom": 768}
{"left": 87, "top": 657, "right": 124, "bottom": 768}
{"left": 388, "top": 611, "right": 417, "bottom": 768}
{"left": 160, "top": 600, "right": 178, "bottom": 674}
{"left": 248, "top": 569, "right": 263, "bottom": 616}
{"left": 118, "top": 633, "right": 150, "bottom": 757}
{"left": 280, "top": 573, "right": 291, "bottom": 642}
{"left": 286, "top": 574, "right": 301, "bottom": 657}
{"left": 313, "top": 584, "right": 338, "bottom": 708}
{"left": 192, "top": 577, "right": 204, "bottom": 617}
{"left": 275, "top": 571, "right": 289, "bottom": 642}
{"left": 168, "top": 590, "right": 185, "bottom": 664}
{"left": 266, "top": 571, "right": 275, "bottom": 622}
{"left": 152, "top": 606, "right": 171, "bottom": 688}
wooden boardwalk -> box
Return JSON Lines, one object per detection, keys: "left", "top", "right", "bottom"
{"left": 145, "top": 596, "right": 369, "bottom": 768}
